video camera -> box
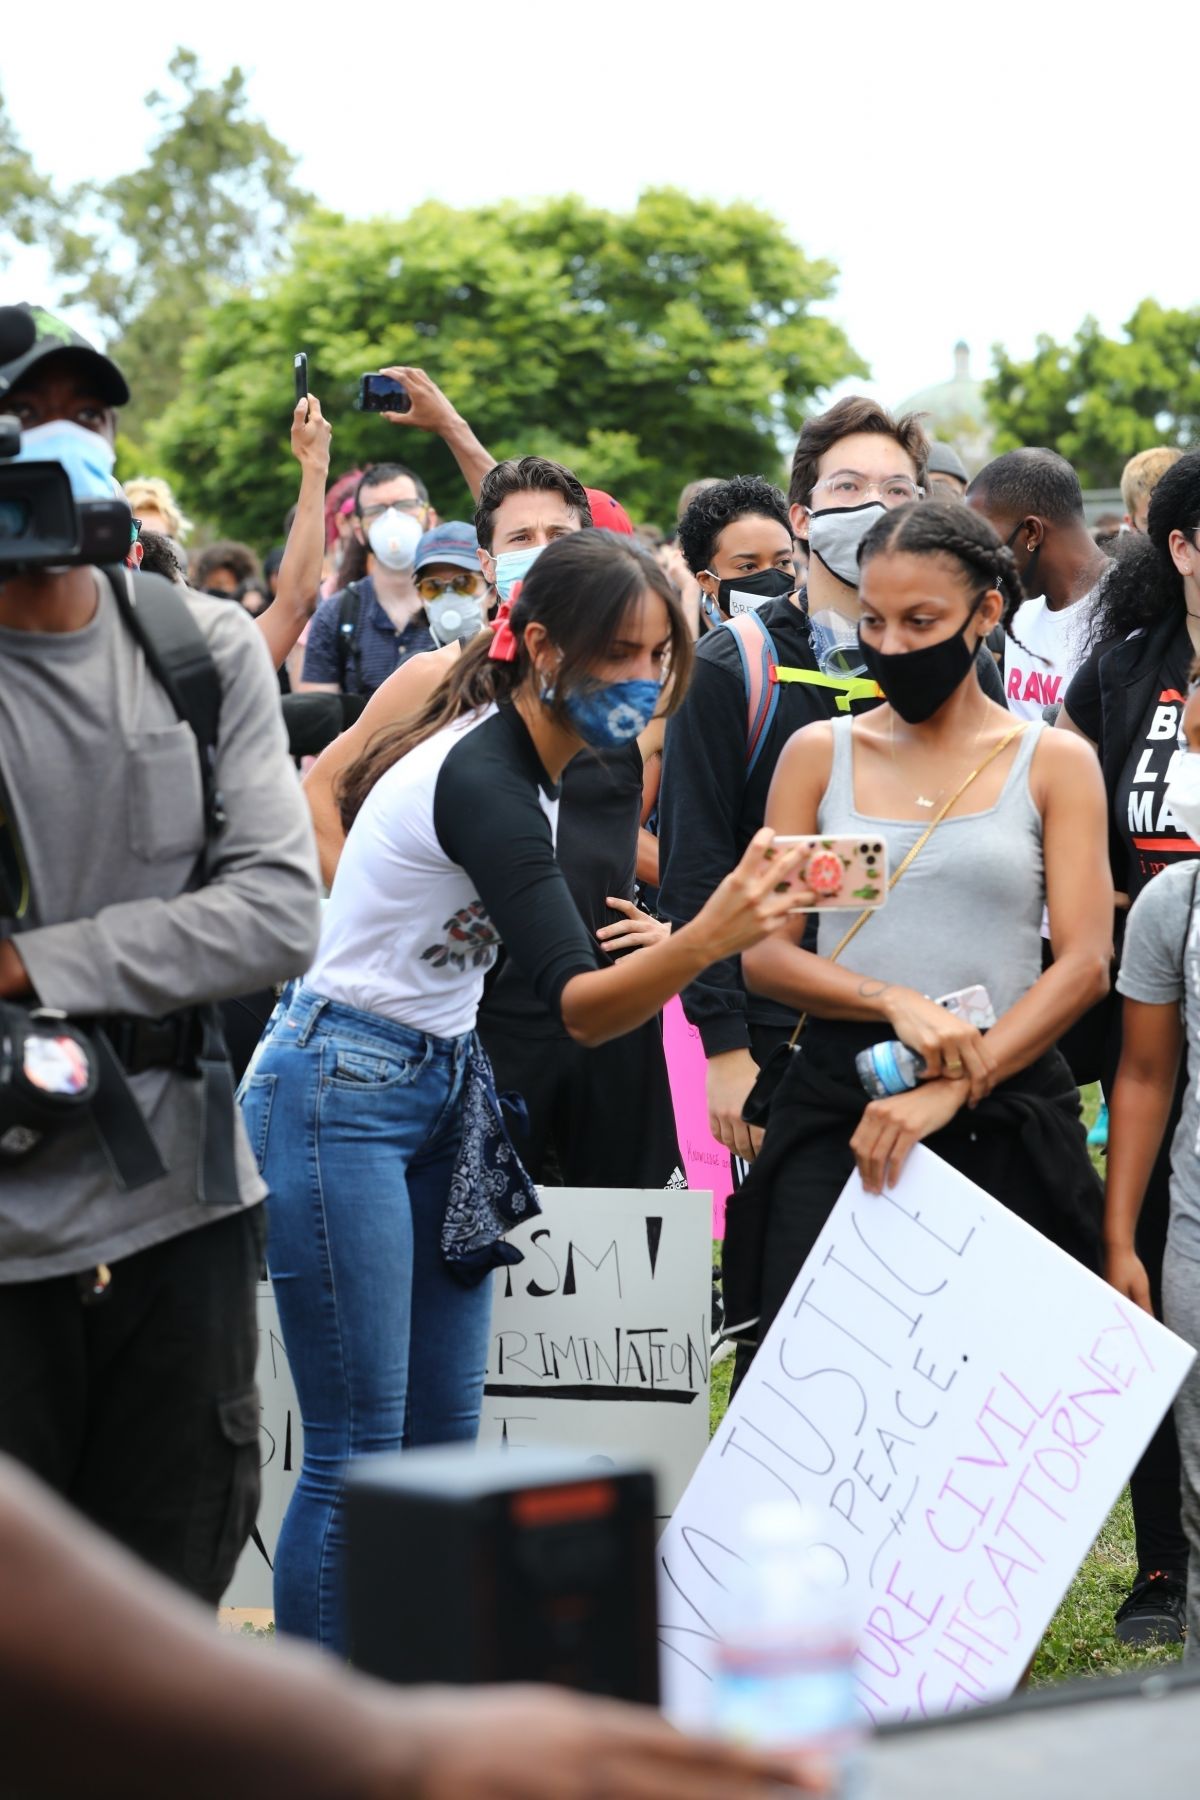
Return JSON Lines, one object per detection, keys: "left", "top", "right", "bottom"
{"left": 0, "top": 306, "right": 131, "bottom": 573}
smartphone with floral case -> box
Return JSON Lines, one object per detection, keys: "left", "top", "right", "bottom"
{"left": 772, "top": 834, "right": 888, "bottom": 912}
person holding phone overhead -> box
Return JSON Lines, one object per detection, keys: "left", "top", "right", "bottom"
{"left": 735, "top": 501, "right": 1114, "bottom": 1349}
{"left": 241, "top": 530, "right": 808, "bottom": 1650}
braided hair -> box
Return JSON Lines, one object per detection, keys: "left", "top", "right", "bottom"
{"left": 858, "top": 498, "right": 1027, "bottom": 638}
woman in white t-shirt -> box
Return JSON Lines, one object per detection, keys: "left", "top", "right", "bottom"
{"left": 241, "top": 530, "right": 807, "bottom": 1649}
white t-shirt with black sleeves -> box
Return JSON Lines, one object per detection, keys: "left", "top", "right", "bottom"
{"left": 308, "top": 702, "right": 602, "bottom": 1039}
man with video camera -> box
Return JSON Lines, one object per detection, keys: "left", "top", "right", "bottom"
{"left": 0, "top": 303, "right": 322, "bottom": 1603}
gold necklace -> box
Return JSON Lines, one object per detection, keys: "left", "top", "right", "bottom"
{"left": 889, "top": 710, "right": 989, "bottom": 810}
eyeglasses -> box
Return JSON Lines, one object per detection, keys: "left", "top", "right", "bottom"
{"left": 358, "top": 498, "right": 427, "bottom": 522}
{"left": 811, "top": 471, "right": 924, "bottom": 507}
{"left": 416, "top": 572, "right": 484, "bottom": 603}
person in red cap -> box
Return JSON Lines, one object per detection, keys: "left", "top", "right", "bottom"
{"left": 585, "top": 487, "right": 635, "bottom": 535}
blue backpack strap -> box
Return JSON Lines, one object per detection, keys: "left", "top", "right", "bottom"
{"left": 722, "top": 612, "right": 781, "bottom": 777}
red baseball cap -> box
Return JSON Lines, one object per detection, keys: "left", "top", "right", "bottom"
{"left": 585, "top": 487, "right": 635, "bottom": 535}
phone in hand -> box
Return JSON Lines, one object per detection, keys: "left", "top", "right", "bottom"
{"left": 356, "top": 372, "right": 411, "bottom": 414}
{"left": 293, "top": 352, "right": 308, "bottom": 416}
{"left": 771, "top": 834, "right": 888, "bottom": 911}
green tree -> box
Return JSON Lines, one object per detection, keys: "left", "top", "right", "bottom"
{"left": 154, "top": 190, "right": 866, "bottom": 541}
{"left": 51, "top": 48, "right": 312, "bottom": 432}
{"left": 0, "top": 90, "right": 57, "bottom": 264}
{"left": 986, "top": 301, "right": 1200, "bottom": 487}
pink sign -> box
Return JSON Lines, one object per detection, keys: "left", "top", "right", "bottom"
{"left": 662, "top": 997, "right": 733, "bottom": 1237}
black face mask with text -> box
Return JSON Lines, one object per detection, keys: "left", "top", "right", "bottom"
{"left": 857, "top": 594, "right": 985, "bottom": 724}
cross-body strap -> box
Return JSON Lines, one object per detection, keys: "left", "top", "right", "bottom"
{"left": 785, "top": 723, "right": 1026, "bottom": 1047}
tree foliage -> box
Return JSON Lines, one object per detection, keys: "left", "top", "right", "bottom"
{"left": 50, "top": 49, "right": 312, "bottom": 432}
{"left": 154, "top": 190, "right": 866, "bottom": 540}
{"left": 0, "top": 90, "right": 57, "bottom": 264}
{"left": 986, "top": 301, "right": 1200, "bottom": 487}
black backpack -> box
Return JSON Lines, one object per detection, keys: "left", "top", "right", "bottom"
{"left": 335, "top": 579, "right": 368, "bottom": 696}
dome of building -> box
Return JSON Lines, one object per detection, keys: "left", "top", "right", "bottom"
{"left": 897, "top": 341, "right": 993, "bottom": 475}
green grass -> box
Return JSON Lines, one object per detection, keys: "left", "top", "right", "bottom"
{"left": 709, "top": 1091, "right": 1184, "bottom": 1687}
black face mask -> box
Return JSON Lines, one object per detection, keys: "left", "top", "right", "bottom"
{"left": 857, "top": 595, "right": 985, "bottom": 725}
{"left": 705, "top": 565, "right": 797, "bottom": 618}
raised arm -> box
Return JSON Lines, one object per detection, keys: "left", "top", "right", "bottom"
{"left": 378, "top": 366, "right": 497, "bottom": 502}
{"left": 255, "top": 397, "right": 332, "bottom": 673}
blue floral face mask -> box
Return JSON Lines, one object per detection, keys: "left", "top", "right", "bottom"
{"left": 546, "top": 677, "right": 663, "bottom": 748}
{"left": 494, "top": 545, "right": 544, "bottom": 602}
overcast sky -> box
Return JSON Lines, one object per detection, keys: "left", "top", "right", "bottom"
{"left": 3, "top": 0, "right": 1189, "bottom": 410}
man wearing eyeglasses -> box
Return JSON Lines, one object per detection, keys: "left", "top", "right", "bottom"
{"left": 299, "top": 462, "right": 438, "bottom": 704}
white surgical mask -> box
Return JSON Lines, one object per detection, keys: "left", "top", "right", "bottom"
{"left": 366, "top": 508, "right": 423, "bottom": 573}
{"left": 1165, "top": 748, "right": 1200, "bottom": 843}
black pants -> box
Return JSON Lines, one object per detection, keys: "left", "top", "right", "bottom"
{"left": 479, "top": 1012, "right": 682, "bottom": 1188}
{"left": 0, "top": 1207, "right": 263, "bottom": 1605}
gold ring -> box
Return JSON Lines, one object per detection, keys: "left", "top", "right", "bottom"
{"left": 946, "top": 1060, "right": 964, "bottom": 1076}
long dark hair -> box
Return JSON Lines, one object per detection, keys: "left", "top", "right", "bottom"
{"left": 858, "top": 498, "right": 1026, "bottom": 631}
{"left": 337, "top": 529, "right": 693, "bottom": 830}
{"left": 1086, "top": 452, "right": 1200, "bottom": 650}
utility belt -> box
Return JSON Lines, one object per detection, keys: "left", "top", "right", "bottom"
{"left": 0, "top": 1000, "right": 238, "bottom": 1203}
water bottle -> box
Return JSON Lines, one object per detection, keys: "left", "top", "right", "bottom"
{"left": 711, "top": 1503, "right": 862, "bottom": 1789}
{"left": 855, "top": 1038, "right": 925, "bottom": 1098}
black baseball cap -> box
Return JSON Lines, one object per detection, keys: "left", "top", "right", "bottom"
{"left": 0, "top": 302, "right": 130, "bottom": 407}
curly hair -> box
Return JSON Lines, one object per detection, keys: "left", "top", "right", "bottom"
{"left": 677, "top": 474, "right": 791, "bottom": 576}
{"left": 858, "top": 498, "right": 1026, "bottom": 636}
{"left": 1086, "top": 451, "right": 1200, "bottom": 650}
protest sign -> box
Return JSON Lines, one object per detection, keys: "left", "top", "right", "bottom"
{"left": 658, "top": 1146, "right": 1195, "bottom": 1730}
{"left": 663, "top": 996, "right": 732, "bottom": 1235}
{"left": 228, "top": 1187, "right": 711, "bottom": 1608}
{"left": 226, "top": 1283, "right": 302, "bottom": 1611}
{"left": 479, "top": 1187, "right": 712, "bottom": 1517}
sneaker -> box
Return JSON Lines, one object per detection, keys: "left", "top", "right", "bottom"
{"left": 1113, "top": 1569, "right": 1187, "bottom": 1646}
{"left": 1087, "top": 1101, "right": 1109, "bottom": 1150}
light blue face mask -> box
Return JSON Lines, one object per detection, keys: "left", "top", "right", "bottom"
{"left": 14, "top": 419, "right": 119, "bottom": 502}
{"left": 544, "top": 677, "right": 663, "bottom": 749}
{"left": 494, "top": 544, "right": 544, "bottom": 602}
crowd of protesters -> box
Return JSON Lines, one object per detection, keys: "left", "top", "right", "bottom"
{"left": 3, "top": 292, "right": 1200, "bottom": 1792}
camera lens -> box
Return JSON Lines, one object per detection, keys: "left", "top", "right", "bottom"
{"left": 0, "top": 497, "right": 32, "bottom": 541}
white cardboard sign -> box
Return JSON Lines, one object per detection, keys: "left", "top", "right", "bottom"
{"left": 228, "top": 1283, "right": 302, "bottom": 1611}
{"left": 479, "top": 1188, "right": 713, "bottom": 1517}
{"left": 227, "top": 1187, "right": 712, "bottom": 1608}
{"left": 658, "top": 1146, "right": 1195, "bottom": 1730}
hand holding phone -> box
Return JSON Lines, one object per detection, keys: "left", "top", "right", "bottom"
{"left": 294, "top": 352, "right": 309, "bottom": 420}
{"left": 356, "top": 372, "right": 412, "bottom": 414}
{"left": 771, "top": 835, "right": 888, "bottom": 911}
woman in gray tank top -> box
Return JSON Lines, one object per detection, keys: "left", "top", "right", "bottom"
{"left": 734, "top": 501, "right": 1114, "bottom": 1347}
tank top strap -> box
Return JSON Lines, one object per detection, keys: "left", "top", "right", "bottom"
{"left": 1005, "top": 719, "right": 1045, "bottom": 789}
{"left": 823, "top": 714, "right": 856, "bottom": 816}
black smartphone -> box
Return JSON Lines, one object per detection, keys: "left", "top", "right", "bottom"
{"left": 294, "top": 352, "right": 309, "bottom": 416}
{"left": 356, "top": 372, "right": 411, "bottom": 414}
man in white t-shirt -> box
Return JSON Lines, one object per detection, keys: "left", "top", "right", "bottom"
{"left": 967, "top": 447, "right": 1110, "bottom": 722}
